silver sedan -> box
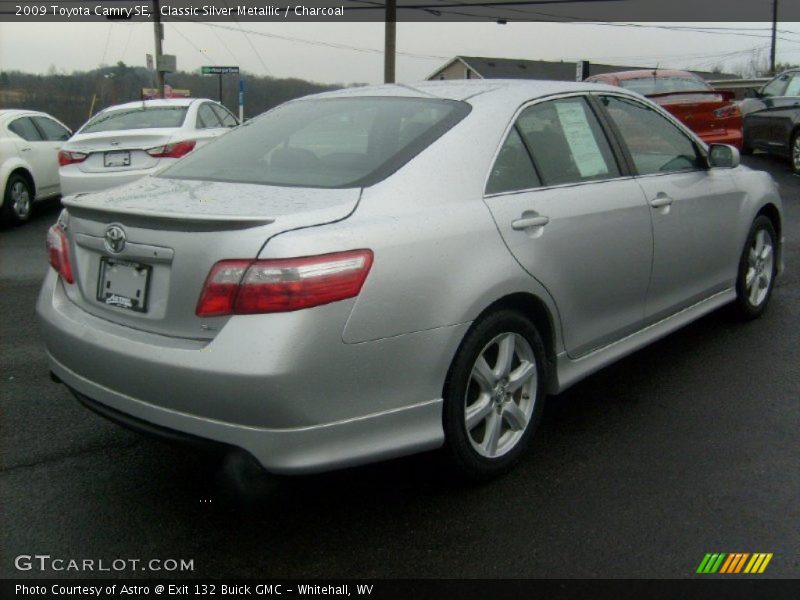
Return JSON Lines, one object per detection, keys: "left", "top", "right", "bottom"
{"left": 37, "top": 80, "right": 783, "bottom": 480}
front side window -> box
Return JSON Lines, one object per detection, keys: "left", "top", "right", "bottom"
{"left": 784, "top": 73, "right": 800, "bottom": 97}
{"left": 160, "top": 97, "right": 470, "bottom": 188}
{"left": 8, "top": 117, "right": 43, "bottom": 141}
{"left": 515, "top": 97, "right": 620, "bottom": 186}
{"left": 600, "top": 95, "right": 702, "bottom": 175}
{"left": 80, "top": 106, "right": 189, "bottom": 133}
{"left": 761, "top": 74, "right": 790, "bottom": 98}
{"left": 32, "top": 116, "right": 70, "bottom": 141}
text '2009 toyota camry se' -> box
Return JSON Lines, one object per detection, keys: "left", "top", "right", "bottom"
{"left": 37, "top": 80, "right": 783, "bottom": 480}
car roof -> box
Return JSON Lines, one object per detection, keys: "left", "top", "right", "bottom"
{"left": 99, "top": 98, "right": 204, "bottom": 112}
{"left": 311, "top": 79, "right": 626, "bottom": 107}
{"left": 0, "top": 109, "right": 48, "bottom": 119}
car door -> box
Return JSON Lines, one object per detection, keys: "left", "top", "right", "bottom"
{"left": 483, "top": 95, "right": 653, "bottom": 358}
{"left": 30, "top": 115, "right": 71, "bottom": 194}
{"left": 597, "top": 94, "right": 744, "bottom": 322}
{"left": 7, "top": 116, "right": 55, "bottom": 198}
{"left": 193, "top": 102, "right": 229, "bottom": 146}
{"left": 745, "top": 72, "right": 800, "bottom": 153}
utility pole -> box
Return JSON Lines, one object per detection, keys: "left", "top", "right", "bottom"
{"left": 770, "top": 0, "right": 778, "bottom": 75}
{"left": 384, "top": 0, "right": 396, "bottom": 84}
{"left": 153, "top": 0, "right": 165, "bottom": 98}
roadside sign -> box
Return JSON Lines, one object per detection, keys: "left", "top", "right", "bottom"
{"left": 202, "top": 66, "right": 239, "bottom": 75}
{"left": 142, "top": 86, "right": 191, "bottom": 100}
{"left": 157, "top": 54, "right": 176, "bottom": 73}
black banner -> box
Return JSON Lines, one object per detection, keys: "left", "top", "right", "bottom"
{"left": 2, "top": 0, "right": 800, "bottom": 22}
{"left": 3, "top": 579, "right": 800, "bottom": 600}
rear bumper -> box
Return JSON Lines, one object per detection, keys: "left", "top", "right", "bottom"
{"left": 37, "top": 271, "right": 461, "bottom": 474}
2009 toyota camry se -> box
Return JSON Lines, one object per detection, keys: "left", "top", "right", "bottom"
{"left": 38, "top": 80, "right": 783, "bottom": 479}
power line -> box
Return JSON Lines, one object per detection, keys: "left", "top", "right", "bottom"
{"left": 169, "top": 22, "right": 217, "bottom": 65}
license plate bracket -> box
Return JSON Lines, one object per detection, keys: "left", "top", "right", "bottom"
{"left": 103, "top": 150, "right": 131, "bottom": 168}
{"left": 97, "top": 258, "right": 151, "bottom": 313}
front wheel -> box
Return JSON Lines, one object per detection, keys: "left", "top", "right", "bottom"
{"left": 443, "top": 310, "right": 546, "bottom": 480}
{"left": 733, "top": 216, "right": 778, "bottom": 319}
{"left": 791, "top": 130, "right": 800, "bottom": 175}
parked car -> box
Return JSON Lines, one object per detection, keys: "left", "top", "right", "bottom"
{"left": 38, "top": 80, "right": 783, "bottom": 480}
{"left": 58, "top": 98, "right": 238, "bottom": 196}
{"left": 586, "top": 69, "right": 743, "bottom": 149}
{"left": 0, "top": 109, "right": 71, "bottom": 224}
{"left": 740, "top": 69, "right": 800, "bottom": 173}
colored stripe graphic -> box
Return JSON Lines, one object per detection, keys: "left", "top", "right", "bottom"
{"left": 700, "top": 553, "right": 773, "bottom": 574}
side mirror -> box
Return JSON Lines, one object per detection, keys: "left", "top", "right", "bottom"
{"left": 708, "top": 144, "right": 740, "bottom": 169}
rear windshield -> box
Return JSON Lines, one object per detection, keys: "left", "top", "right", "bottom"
{"left": 80, "top": 106, "right": 189, "bottom": 133}
{"left": 620, "top": 77, "right": 712, "bottom": 95}
{"left": 159, "top": 97, "right": 470, "bottom": 188}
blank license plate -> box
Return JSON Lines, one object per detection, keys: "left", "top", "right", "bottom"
{"left": 97, "top": 258, "right": 151, "bottom": 312}
{"left": 104, "top": 150, "right": 131, "bottom": 167}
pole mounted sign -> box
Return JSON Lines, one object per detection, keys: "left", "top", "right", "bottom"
{"left": 201, "top": 66, "right": 240, "bottom": 75}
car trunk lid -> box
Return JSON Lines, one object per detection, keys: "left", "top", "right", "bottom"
{"left": 650, "top": 91, "right": 739, "bottom": 139}
{"left": 66, "top": 129, "right": 181, "bottom": 172}
{"left": 60, "top": 176, "right": 361, "bottom": 339}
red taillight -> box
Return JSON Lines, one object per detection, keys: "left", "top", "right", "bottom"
{"left": 196, "top": 250, "right": 374, "bottom": 317}
{"left": 713, "top": 104, "right": 740, "bottom": 119}
{"left": 146, "top": 140, "right": 196, "bottom": 159}
{"left": 46, "top": 224, "right": 74, "bottom": 284}
{"left": 58, "top": 150, "right": 88, "bottom": 167}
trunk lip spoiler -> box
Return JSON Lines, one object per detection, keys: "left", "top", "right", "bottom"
{"left": 61, "top": 196, "right": 276, "bottom": 225}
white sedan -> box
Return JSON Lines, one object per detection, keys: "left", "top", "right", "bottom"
{"left": 58, "top": 98, "right": 237, "bottom": 197}
{"left": 0, "top": 109, "right": 72, "bottom": 224}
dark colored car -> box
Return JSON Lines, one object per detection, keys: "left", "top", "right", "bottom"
{"left": 741, "top": 69, "right": 800, "bottom": 174}
{"left": 586, "top": 69, "right": 742, "bottom": 149}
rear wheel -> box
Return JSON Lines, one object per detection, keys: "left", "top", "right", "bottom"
{"left": 443, "top": 310, "right": 546, "bottom": 480}
{"left": 733, "top": 216, "right": 778, "bottom": 319}
{"left": 1, "top": 174, "right": 34, "bottom": 225}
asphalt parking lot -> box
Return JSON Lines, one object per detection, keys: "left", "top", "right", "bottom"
{"left": 1, "top": 154, "right": 798, "bottom": 580}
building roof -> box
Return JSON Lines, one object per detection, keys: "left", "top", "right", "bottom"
{"left": 429, "top": 56, "right": 739, "bottom": 82}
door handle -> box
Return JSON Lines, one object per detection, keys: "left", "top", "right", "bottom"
{"left": 511, "top": 215, "right": 550, "bottom": 230}
{"left": 650, "top": 195, "right": 674, "bottom": 209}
{"left": 20, "top": 147, "right": 31, "bottom": 152}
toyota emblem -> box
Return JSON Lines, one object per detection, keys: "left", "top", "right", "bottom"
{"left": 104, "top": 225, "right": 126, "bottom": 254}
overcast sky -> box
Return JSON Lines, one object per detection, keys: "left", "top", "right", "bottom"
{"left": 2, "top": 21, "right": 800, "bottom": 84}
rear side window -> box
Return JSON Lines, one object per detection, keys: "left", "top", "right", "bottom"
{"left": 32, "top": 116, "right": 70, "bottom": 141}
{"left": 785, "top": 74, "right": 800, "bottom": 97}
{"left": 761, "top": 74, "right": 789, "bottom": 98}
{"left": 515, "top": 97, "right": 620, "bottom": 186}
{"left": 160, "top": 97, "right": 470, "bottom": 188}
{"left": 196, "top": 104, "right": 222, "bottom": 129}
{"left": 8, "top": 117, "right": 43, "bottom": 141}
{"left": 80, "top": 107, "right": 189, "bottom": 133}
{"left": 210, "top": 104, "right": 237, "bottom": 127}
{"left": 600, "top": 95, "right": 702, "bottom": 175}
{"left": 486, "top": 128, "right": 540, "bottom": 194}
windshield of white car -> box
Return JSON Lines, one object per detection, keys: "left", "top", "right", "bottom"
{"left": 159, "top": 97, "right": 471, "bottom": 188}
{"left": 620, "top": 77, "right": 712, "bottom": 95}
{"left": 80, "top": 107, "right": 189, "bottom": 133}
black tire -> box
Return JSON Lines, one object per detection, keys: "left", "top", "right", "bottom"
{"left": 443, "top": 310, "right": 547, "bottom": 480}
{"left": 790, "top": 130, "right": 800, "bottom": 175}
{"left": 740, "top": 144, "right": 753, "bottom": 157}
{"left": 1, "top": 173, "right": 34, "bottom": 225}
{"left": 733, "top": 215, "right": 778, "bottom": 320}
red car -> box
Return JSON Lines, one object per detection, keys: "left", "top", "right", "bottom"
{"left": 586, "top": 70, "right": 742, "bottom": 149}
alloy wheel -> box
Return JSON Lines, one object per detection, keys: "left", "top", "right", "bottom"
{"left": 464, "top": 332, "right": 538, "bottom": 458}
{"left": 10, "top": 180, "right": 31, "bottom": 220}
{"left": 745, "top": 229, "right": 775, "bottom": 308}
